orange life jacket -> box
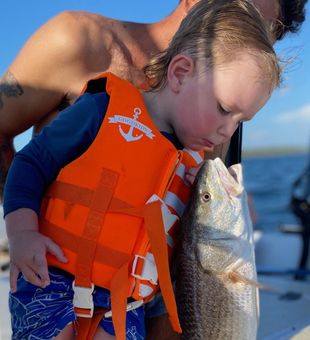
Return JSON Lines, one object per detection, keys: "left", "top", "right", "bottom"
{"left": 40, "top": 72, "right": 204, "bottom": 339}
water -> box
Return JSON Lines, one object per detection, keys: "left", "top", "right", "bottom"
{"left": 243, "top": 152, "right": 309, "bottom": 231}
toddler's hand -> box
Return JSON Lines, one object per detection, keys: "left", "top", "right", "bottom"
{"left": 185, "top": 164, "right": 203, "bottom": 185}
{"left": 8, "top": 230, "right": 67, "bottom": 292}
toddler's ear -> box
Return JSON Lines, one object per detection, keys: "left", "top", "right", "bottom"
{"left": 167, "top": 54, "right": 194, "bottom": 93}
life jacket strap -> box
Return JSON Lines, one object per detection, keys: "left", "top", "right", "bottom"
{"left": 110, "top": 260, "right": 131, "bottom": 340}
{"left": 75, "top": 301, "right": 144, "bottom": 339}
{"left": 76, "top": 308, "right": 106, "bottom": 340}
{"left": 74, "top": 168, "right": 119, "bottom": 315}
{"left": 143, "top": 197, "right": 182, "bottom": 334}
{"left": 45, "top": 181, "right": 133, "bottom": 213}
{"left": 104, "top": 300, "right": 144, "bottom": 318}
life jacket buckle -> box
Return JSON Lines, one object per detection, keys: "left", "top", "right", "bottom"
{"left": 72, "top": 281, "right": 95, "bottom": 318}
{"left": 131, "top": 253, "right": 158, "bottom": 285}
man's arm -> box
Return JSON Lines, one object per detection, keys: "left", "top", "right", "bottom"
{"left": 0, "top": 135, "right": 14, "bottom": 202}
{"left": 0, "top": 12, "right": 99, "bottom": 198}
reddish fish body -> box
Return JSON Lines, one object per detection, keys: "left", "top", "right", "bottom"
{"left": 175, "top": 158, "right": 259, "bottom": 340}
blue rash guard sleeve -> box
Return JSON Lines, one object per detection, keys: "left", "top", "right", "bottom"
{"left": 3, "top": 92, "right": 109, "bottom": 217}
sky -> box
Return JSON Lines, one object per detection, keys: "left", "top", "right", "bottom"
{"left": 0, "top": 0, "right": 309, "bottom": 152}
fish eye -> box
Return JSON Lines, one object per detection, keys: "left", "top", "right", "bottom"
{"left": 201, "top": 191, "right": 211, "bottom": 202}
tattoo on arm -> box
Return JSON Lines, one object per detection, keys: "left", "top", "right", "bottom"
{"left": 0, "top": 71, "right": 24, "bottom": 110}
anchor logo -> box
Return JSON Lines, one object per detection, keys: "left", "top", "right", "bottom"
{"left": 119, "top": 108, "right": 143, "bottom": 142}
{"left": 109, "top": 107, "right": 155, "bottom": 142}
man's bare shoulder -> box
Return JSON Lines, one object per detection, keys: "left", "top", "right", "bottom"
{"left": 47, "top": 11, "right": 149, "bottom": 86}
{"left": 39, "top": 11, "right": 119, "bottom": 60}
{"left": 7, "top": 11, "right": 127, "bottom": 105}
{"left": 37, "top": 11, "right": 143, "bottom": 79}
{"left": 0, "top": 11, "right": 122, "bottom": 137}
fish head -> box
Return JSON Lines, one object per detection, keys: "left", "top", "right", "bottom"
{"left": 187, "top": 157, "right": 254, "bottom": 273}
{"left": 193, "top": 157, "right": 244, "bottom": 229}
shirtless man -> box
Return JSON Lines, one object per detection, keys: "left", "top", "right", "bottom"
{"left": 0, "top": 0, "right": 307, "bottom": 200}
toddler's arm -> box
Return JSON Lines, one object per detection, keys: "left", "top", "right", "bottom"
{"left": 5, "top": 208, "right": 67, "bottom": 292}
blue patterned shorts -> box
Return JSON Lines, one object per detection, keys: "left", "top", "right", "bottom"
{"left": 9, "top": 267, "right": 145, "bottom": 339}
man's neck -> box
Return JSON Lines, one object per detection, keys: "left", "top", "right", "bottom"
{"left": 126, "top": 3, "right": 185, "bottom": 63}
{"left": 109, "top": 3, "right": 186, "bottom": 86}
{"left": 146, "top": 5, "right": 185, "bottom": 52}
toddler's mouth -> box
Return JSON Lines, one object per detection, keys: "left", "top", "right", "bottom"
{"left": 202, "top": 138, "right": 214, "bottom": 150}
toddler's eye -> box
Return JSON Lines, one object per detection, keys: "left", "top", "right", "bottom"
{"left": 218, "top": 103, "right": 231, "bottom": 115}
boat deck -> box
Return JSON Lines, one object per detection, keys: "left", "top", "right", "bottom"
{"left": 258, "top": 275, "right": 310, "bottom": 339}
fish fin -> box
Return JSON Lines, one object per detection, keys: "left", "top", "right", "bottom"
{"left": 257, "top": 282, "right": 288, "bottom": 294}
{"left": 226, "top": 271, "right": 263, "bottom": 288}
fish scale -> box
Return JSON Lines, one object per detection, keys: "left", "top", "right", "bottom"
{"left": 175, "top": 158, "right": 258, "bottom": 340}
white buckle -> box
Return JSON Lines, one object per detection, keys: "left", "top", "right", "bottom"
{"left": 131, "top": 253, "right": 158, "bottom": 285}
{"left": 72, "top": 281, "right": 94, "bottom": 318}
{"left": 104, "top": 300, "right": 144, "bottom": 318}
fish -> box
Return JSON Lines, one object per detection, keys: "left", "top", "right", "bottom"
{"left": 175, "top": 157, "right": 259, "bottom": 340}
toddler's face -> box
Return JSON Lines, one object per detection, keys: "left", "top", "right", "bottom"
{"left": 169, "top": 53, "right": 272, "bottom": 151}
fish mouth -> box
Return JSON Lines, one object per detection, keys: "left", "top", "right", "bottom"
{"left": 214, "top": 158, "right": 244, "bottom": 197}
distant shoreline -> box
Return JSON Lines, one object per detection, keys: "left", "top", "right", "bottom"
{"left": 243, "top": 146, "right": 309, "bottom": 158}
